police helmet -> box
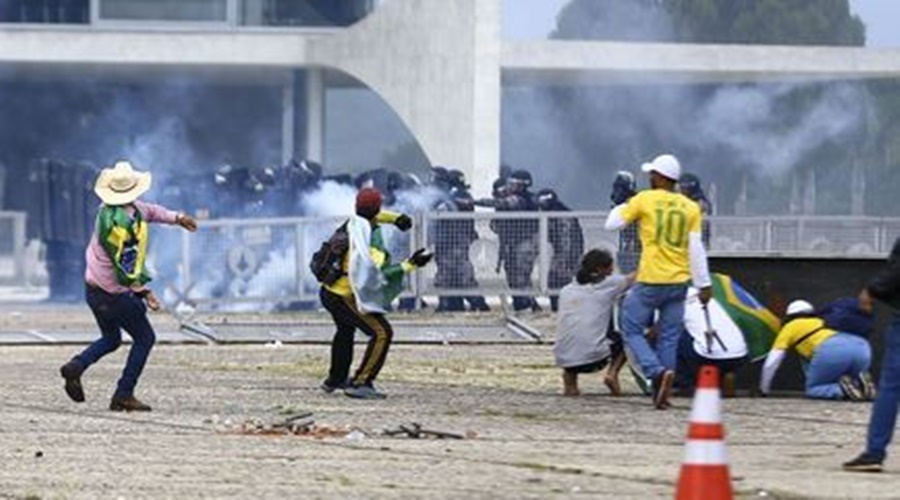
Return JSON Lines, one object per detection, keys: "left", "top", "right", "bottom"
{"left": 536, "top": 188, "right": 557, "bottom": 205}
{"left": 610, "top": 170, "right": 636, "bottom": 205}
{"left": 430, "top": 166, "right": 450, "bottom": 185}
{"left": 300, "top": 160, "right": 323, "bottom": 180}
{"left": 492, "top": 177, "right": 508, "bottom": 197}
{"left": 678, "top": 173, "right": 704, "bottom": 200}
{"left": 508, "top": 169, "right": 533, "bottom": 188}
{"left": 214, "top": 164, "right": 234, "bottom": 185}
{"left": 257, "top": 166, "right": 278, "bottom": 186}
{"left": 447, "top": 169, "right": 468, "bottom": 188}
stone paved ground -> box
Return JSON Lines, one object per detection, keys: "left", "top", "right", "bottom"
{"left": 0, "top": 340, "right": 898, "bottom": 499}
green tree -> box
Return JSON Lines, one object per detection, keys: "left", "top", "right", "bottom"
{"left": 667, "top": 0, "right": 864, "bottom": 45}
{"left": 550, "top": 0, "right": 672, "bottom": 41}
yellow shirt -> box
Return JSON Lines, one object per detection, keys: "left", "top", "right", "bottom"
{"left": 620, "top": 189, "right": 702, "bottom": 284}
{"left": 324, "top": 246, "right": 389, "bottom": 297}
{"left": 772, "top": 317, "right": 836, "bottom": 359}
{"left": 323, "top": 211, "right": 411, "bottom": 297}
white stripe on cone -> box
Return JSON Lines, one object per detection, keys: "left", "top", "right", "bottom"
{"left": 689, "top": 388, "right": 721, "bottom": 423}
{"left": 683, "top": 439, "right": 729, "bottom": 465}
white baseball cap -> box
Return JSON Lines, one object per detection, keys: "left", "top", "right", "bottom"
{"left": 786, "top": 299, "right": 814, "bottom": 316}
{"left": 641, "top": 154, "right": 682, "bottom": 181}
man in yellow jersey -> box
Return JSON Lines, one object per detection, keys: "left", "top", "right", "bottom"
{"left": 604, "top": 154, "right": 711, "bottom": 409}
{"left": 319, "top": 187, "right": 432, "bottom": 399}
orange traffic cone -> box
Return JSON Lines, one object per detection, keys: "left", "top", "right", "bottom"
{"left": 676, "top": 365, "right": 733, "bottom": 500}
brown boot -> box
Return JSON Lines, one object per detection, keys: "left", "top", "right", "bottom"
{"left": 60, "top": 360, "right": 85, "bottom": 403}
{"left": 109, "top": 396, "right": 152, "bottom": 412}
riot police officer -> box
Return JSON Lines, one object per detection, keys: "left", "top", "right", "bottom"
{"left": 536, "top": 188, "right": 584, "bottom": 312}
{"left": 476, "top": 169, "right": 540, "bottom": 312}
{"left": 431, "top": 168, "right": 490, "bottom": 312}
{"left": 610, "top": 171, "right": 641, "bottom": 274}
{"left": 679, "top": 173, "right": 712, "bottom": 249}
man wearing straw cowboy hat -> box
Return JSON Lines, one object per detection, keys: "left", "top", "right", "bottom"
{"left": 59, "top": 160, "right": 197, "bottom": 412}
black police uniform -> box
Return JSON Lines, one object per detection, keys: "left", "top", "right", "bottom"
{"left": 537, "top": 190, "right": 584, "bottom": 312}
{"left": 432, "top": 172, "right": 490, "bottom": 312}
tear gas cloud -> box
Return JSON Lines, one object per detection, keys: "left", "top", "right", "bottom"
{"left": 503, "top": 80, "right": 869, "bottom": 213}
{"left": 501, "top": 1, "right": 874, "bottom": 213}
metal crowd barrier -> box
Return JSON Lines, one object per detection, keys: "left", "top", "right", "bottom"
{"left": 159, "top": 212, "right": 900, "bottom": 309}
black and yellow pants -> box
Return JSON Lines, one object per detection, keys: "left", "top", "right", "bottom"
{"left": 319, "top": 287, "right": 394, "bottom": 387}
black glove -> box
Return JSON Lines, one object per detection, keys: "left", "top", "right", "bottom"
{"left": 408, "top": 248, "right": 434, "bottom": 267}
{"left": 394, "top": 214, "right": 413, "bottom": 232}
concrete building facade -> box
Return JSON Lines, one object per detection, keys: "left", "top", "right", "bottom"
{"left": 3, "top": 0, "right": 900, "bottom": 194}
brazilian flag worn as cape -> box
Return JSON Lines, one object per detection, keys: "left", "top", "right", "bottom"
{"left": 346, "top": 215, "right": 406, "bottom": 313}
{"left": 97, "top": 205, "right": 151, "bottom": 287}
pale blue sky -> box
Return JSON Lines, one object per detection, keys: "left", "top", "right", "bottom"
{"left": 503, "top": 0, "right": 900, "bottom": 47}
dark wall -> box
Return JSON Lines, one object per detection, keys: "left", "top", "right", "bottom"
{"left": 710, "top": 256, "right": 888, "bottom": 393}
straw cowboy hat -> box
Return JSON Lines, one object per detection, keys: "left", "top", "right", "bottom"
{"left": 94, "top": 160, "right": 152, "bottom": 205}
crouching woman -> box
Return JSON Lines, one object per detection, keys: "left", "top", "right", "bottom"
{"left": 553, "top": 249, "right": 634, "bottom": 396}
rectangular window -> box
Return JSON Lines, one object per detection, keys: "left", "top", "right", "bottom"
{"left": 99, "top": 0, "right": 228, "bottom": 22}
{"left": 0, "top": 1, "right": 90, "bottom": 24}
{"left": 240, "top": 0, "right": 373, "bottom": 27}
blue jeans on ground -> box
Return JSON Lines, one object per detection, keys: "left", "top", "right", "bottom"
{"left": 805, "top": 333, "right": 871, "bottom": 399}
{"left": 75, "top": 285, "right": 156, "bottom": 400}
{"left": 866, "top": 314, "right": 900, "bottom": 460}
{"left": 621, "top": 283, "right": 688, "bottom": 380}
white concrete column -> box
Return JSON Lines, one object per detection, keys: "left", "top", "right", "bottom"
{"left": 309, "top": 0, "right": 502, "bottom": 196}
{"left": 470, "top": 0, "right": 502, "bottom": 197}
{"left": 281, "top": 76, "right": 295, "bottom": 166}
{"left": 305, "top": 67, "right": 325, "bottom": 163}
{"left": 803, "top": 168, "right": 817, "bottom": 215}
{"left": 851, "top": 162, "right": 865, "bottom": 215}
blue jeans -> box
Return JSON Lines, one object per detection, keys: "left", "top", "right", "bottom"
{"left": 621, "top": 283, "right": 688, "bottom": 380}
{"left": 805, "top": 333, "right": 871, "bottom": 399}
{"left": 75, "top": 285, "right": 156, "bottom": 400}
{"left": 866, "top": 314, "right": 900, "bottom": 460}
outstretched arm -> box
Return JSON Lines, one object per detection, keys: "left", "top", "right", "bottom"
{"left": 759, "top": 349, "right": 786, "bottom": 395}
{"left": 135, "top": 201, "right": 197, "bottom": 232}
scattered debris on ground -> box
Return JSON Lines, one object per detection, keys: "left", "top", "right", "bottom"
{"left": 382, "top": 422, "right": 474, "bottom": 440}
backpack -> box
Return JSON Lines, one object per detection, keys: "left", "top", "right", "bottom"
{"left": 818, "top": 297, "right": 875, "bottom": 338}
{"left": 309, "top": 223, "right": 349, "bottom": 285}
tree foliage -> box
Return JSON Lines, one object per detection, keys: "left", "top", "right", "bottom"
{"left": 551, "top": 0, "right": 673, "bottom": 41}
{"left": 667, "top": 0, "right": 864, "bottom": 45}
{"left": 551, "top": 0, "right": 866, "bottom": 46}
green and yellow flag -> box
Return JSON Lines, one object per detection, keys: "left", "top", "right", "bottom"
{"left": 97, "top": 205, "right": 150, "bottom": 287}
{"left": 710, "top": 273, "right": 781, "bottom": 360}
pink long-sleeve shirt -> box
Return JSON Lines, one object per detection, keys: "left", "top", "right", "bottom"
{"left": 85, "top": 200, "right": 179, "bottom": 294}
